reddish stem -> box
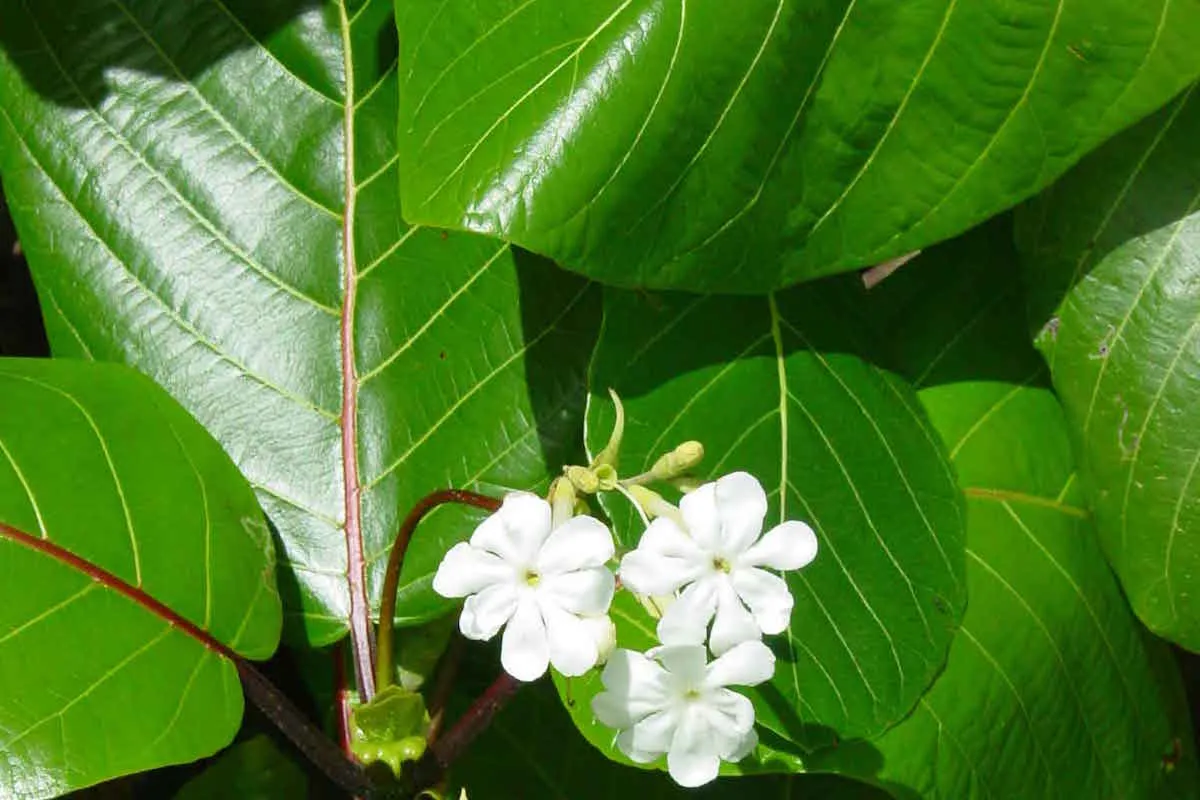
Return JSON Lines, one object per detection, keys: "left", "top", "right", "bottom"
{"left": 375, "top": 489, "right": 500, "bottom": 692}
{"left": 409, "top": 672, "right": 523, "bottom": 791}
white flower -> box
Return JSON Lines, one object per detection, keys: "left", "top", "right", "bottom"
{"left": 591, "top": 641, "right": 775, "bottom": 787}
{"left": 619, "top": 472, "right": 818, "bottom": 655}
{"left": 432, "top": 492, "right": 616, "bottom": 682}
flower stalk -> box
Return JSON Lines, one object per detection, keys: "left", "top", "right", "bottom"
{"left": 376, "top": 490, "right": 501, "bottom": 694}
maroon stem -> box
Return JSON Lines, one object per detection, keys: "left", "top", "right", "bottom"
{"left": 0, "top": 521, "right": 372, "bottom": 797}
{"left": 409, "top": 672, "right": 523, "bottom": 792}
{"left": 375, "top": 489, "right": 500, "bottom": 692}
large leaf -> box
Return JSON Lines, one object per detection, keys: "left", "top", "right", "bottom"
{"left": 815, "top": 220, "right": 1198, "bottom": 797}
{"left": 0, "top": 358, "right": 280, "bottom": 799}
{"left": 0, "top": 0, "right": 599, "bottom": 684}
{"left": 1016, "top": 83, "right": 1200, "bottom": 650}
{"left": 454, "top": 679, "right": 889, "bottom": 800}
{"left": 395, "top": 0, "right": 1200, "bottom": 292}
{"left": 561, "top": 278, "right": 966, "bottom": 763}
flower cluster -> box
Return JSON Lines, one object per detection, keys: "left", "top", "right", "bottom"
{"left": 432, "top": 421, "right": 818, "bottom": 787}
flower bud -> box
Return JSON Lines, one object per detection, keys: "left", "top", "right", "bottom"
{"left": 582, "top": 615, "right": 617, "bottom": 664}
{"left": 565, "top": 465, "right": 599, "bottom": 493}
{"left": 650, "top": 441, "right": 704, "bottom": 480}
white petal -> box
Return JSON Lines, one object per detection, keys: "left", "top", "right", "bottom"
{"left": 541, "top": 602, "right": 600, "bottom": 677}
{"left": 713, "top": 472, "right": 768, "bottom": 555}
{"left": 678, "top": 481, "right": 722, "bottom": 551}
{"left": 709, "top": 580, "right": 761, "bottom": 656}
{"left": 593, "top": 649, "right": 671, "bottom": 728}
{"left": 740, "top": 520, "right": 818, "bottom": 570}
{"left": 704, "top": 640, "right": 776, "bottom": 688}
{"left": 731, "top": 567, "right": 794, "bottom": 635}
{"left": 471, "top": 492, "right": 552, "bottom": 566}
{"left": 703, "top": 687, "right": 756, "bottom": 733}
{"left": 459, "top": 582, "right": 518, "bottom": 641}
{"left": 539, "top": 567, "right": 615, "bottom": 616}
{"left": 618, "top": 518, "right": 707, "bottom": 596}
{"left": 432, "top": 543, "right": 512, "bottom": 598}
{"left": 650, "top": 645, "right": 708, "bottom": 689}
{"left": 656, "top": 576, "right": 719, "bottom": 648}
{"left": 537, "top": 515, "right": 615, "bottom": 574}
{"left": 581, "top": 615, "right": 617, "bottom": 664}
{"left": 724, "top": 725, "right": 758, "bottom": 762}
{"left": 500, "top": 596, "right": 550, "bottom": 681}
{"left": 695, "top": 697, "right": 755, "bottom": 761}
{"left": 615, "top": 707, "right": 678, "bottom": 763}
{"left": 666, "top": 706, "right": 721, "bottom": 788}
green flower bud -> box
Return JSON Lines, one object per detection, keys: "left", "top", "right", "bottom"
{"left": 650, "top": 440, "right": 704, "bottom": 480}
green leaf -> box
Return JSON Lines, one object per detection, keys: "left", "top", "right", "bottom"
{"left": 395, "top": 0, "right": 1200, "bottom": 292}
{"left": 815, "top": 220, "right": 1198, "bottom": 797}
{"left": 174, "top": 735, "right": 308, "bottom": 800}
{"left": 0, "top": 0, "right": 599, "bottom": 667}
{"left": 0, "top": 358, "right": 280, "bottom": 799}
{"left": 1016, "top": 83, "right": 1200, "bottom": 650}
{"left": 565, "top": 279, "right": 966, "bottom": 762}
{"left": 454, "top": 680, "right": 890, "bottom": 799}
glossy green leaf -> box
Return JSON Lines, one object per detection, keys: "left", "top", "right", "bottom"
{"left": 454, "top": 680, "right": 889, "bottom": 800}
{"left": 815, "top": 220, "right": 1198, "bottom": 798}
{"left": 0, "top": 358, "right": 280, "bottom": 799}
{"left": 565, "top": 279, "right": 966, "bottom": 762}
{"left": 0, "top": 0, "right": 599, "bottom": 671}
{"left": 395, "top": 0, "right": 1200, "bottom": 292}
{"left": 1016, "top": 83, "right": 1200, "bottom": 650}
{"left": 174, "top": 735, "right": 308, "bottom": 800}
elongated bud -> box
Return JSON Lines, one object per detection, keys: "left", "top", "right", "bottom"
{"left": 669, "top": 476, "right": 703, "bottom": 494}
{"left": 627, "top": 485, "right": 685, "bottom": 527}
{"left": 650, "top": 441, "right": 704, "bottom": 480}
{"left": 591, "top": 389, "right": 625, "bottom": 469}
{"left": 548, "top": 477, "right": 577, "bottom": 529}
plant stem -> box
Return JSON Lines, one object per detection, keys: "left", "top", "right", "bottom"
{"left": 408, "top": 672, "right": 523, "bottom": 792}
{"left": 238, "top": 661, "right": 374, "bottom": 797}
{"left": 375, "top": 489, "right": 501, "bottom": 693}
{"left": 424, "top": 631, "right": 466, "bottom": 744}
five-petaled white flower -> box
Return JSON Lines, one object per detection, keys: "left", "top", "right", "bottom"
{"left": 619, "top": 472, "right": 818, "bottom": 655}
{"left": 592, "top": 641, "right": 775, "bottom": 787}
{"left": 433, "top": 492, "right": 616, "bottom": 682}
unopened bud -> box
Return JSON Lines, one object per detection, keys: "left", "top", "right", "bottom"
{"left": 548, "top": 477, "right": 577, "bottom": 529}
{"left": 565, "top": 465, "right": 599, "bottom": 493}
{"left": 592, "top": 463, "right": 619, "bottom": 491}
{"left": 627, "top": 485, "right": 684, "bottom": 527}
{"left": 650, "top": 441, "right": 704, "bottom": 480}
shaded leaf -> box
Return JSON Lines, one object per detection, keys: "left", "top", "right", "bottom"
{"left": 395, "top": 0, "right": 1200, "bottom": 292}
{"left": 0, "top": 0, "right": 599, "bottom": 675}
{"left": 0, "top": 359, "right": 280, "bottom": 799}
{"left": 173, "top": 735, "right": 308, "bottom": 800}
{"left": 816, "top": 220, "right": 1198, "bottom": 798}
{"left": 563, "top": 279, "right": 966, "bottom": 762}
{"left": 1017, "top": 83, "right": 1200, "bottom": 650}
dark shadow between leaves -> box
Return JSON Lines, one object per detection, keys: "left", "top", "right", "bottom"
{"left": 1016, "top": 84, "right": 1200, "bottom": 333}
{"left": 514, "top": 247, "right": 603, "bottom": 480}
{"left": 0, "top": 0, "right": 328, "bottom": 110}
{"left": 0, "top": 187, "right": 49, "bottom": 357}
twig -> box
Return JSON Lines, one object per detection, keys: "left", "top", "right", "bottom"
{"left": 408, "top": 672, "right": 523, "bottom": 792}
{"left": 375, "top": 490, "right": 500, "bottom": 692}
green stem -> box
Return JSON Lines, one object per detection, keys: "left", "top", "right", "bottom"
{"left": 375, "top": 490, "right": 500, "bottom": 693}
